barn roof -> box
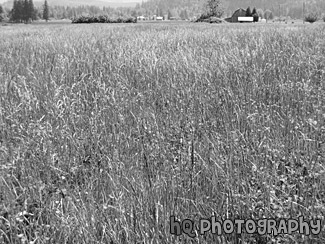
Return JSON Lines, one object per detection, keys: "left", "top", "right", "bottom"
{"left": 233, "top": 8, "right": 246, "bottom": 14}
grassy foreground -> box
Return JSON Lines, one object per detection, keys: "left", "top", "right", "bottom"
{"left": 0, "top": 22, "right": 325, "bottom": 243}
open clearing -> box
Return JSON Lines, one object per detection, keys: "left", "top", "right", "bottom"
{"left": 0, "top": 22, "right": 325, "bottom": 243}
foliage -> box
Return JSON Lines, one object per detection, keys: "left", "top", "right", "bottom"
{"left": 1, "top": 23, "right": 325, "bottom": 244}
{"left": 195, "top": 0, "right": 224, "bottom": 22}
{"left": 43, "top": 0, "right": 49, "bottom": 22}
{"left": 9, "top": 0, "right": 36, "bottom": 23}
{"left": 28, "top": 0, "right": 37, "bottom": 20}
{"left": 264, "top": 9, "right": 273, "bottom": 21}
{"left": 246, "top": 6, "right": 252, "bottom": 16}
{"left": 256, "top": 8, "right": 264, "bottom": 18}
{"left": 304, "top": 12, "right": 318, "bottom": 23}
{"left": 138, "top": 0, "right": 325, "bottom": 20}
{"left": 71, "top": 15, "right": 137, "bottom": 23}
{"left": 205, "top": 0, "right": 224, "bottom": 18}
{"left": 0, "top": 4, "right": 3, "bottom": 22}
{"left": 167, "top": 9, "right": 172, "bottom": 19}
{"left": 180, "top": 9, "right": 189, "bottom": 20}
{"left": 252, "top": 7, "right": 258, "bottom": 22}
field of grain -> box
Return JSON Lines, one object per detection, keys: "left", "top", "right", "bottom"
{"left": 0, "top": 22, "right": 325, "bottom": 243}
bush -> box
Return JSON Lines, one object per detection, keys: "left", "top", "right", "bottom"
{"left": 209, "top": 17, "right": 225, "bottom": 23}
{"left": 71, "top": 15, "right": 137, "bottom": 24}
{"left": 304, "top": 13, "right": 318, "bottom": 23}
{"left": 195, "top": 13, "right": 226, "bottom": 23}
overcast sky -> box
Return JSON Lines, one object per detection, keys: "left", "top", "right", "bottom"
{"left": 0, "top": 0, "right": 142, "bottom": 3}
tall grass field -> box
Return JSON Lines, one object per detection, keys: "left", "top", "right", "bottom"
{"left": 0, "top": 22, "right": 325, "bottom": 243}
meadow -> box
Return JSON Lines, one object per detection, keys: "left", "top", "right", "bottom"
{"left": 0, "top": 21, "right": 325, "bottom": 243}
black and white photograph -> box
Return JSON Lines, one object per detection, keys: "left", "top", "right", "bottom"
{"left": 0, "top": 0, "right": 325, "bottom": 243}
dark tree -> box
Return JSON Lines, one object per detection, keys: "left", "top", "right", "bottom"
{"left": 246, "top": 7, "right": 252, "bottom": 17}
{"left": 43, "top": 0, "right": 49, "bottom": 22}
{"left": 252, "top": 7, "right": 257, "bottom": 16}
{"left": 11, "top": 0, "right": 24, "bottom": 22}
{"left": 29, "top": 0, "right": 36, "bottom": 20}
{"left": 23, "top": 0, "right": 29, "bottom": 23}
{"left": 252, "top": 7, "right": 258, "bottom": 22}
{"left": 10, "top": 0, "right": 35, "bottom": 23}
{"left": 0, "top": 4, "right": 3, "bottom": 22}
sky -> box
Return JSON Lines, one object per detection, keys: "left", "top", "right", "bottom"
{"left": 0, "top": 0, "right": 142, "bottom": 3}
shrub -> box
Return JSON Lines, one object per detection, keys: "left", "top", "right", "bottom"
{"left": 304, "top": 13, "right": 318, "bottom": 23}
{"left": 195, "top": 13, "right": 226, "bottom": 23}
{"left": 71, "top": 15, "right": 137, "bottom": 24}
{"left": 209, "top": 17, "right": 225, "bottom": 23}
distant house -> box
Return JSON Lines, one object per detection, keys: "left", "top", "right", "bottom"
{"left": 225, "top": 8, "right": 248, "bottom": 23}
{"left": 137, "top": 16, "right": 145, "bottom": 21}
{"left": 156, "top": 16, "right": 163, "bottom": 21}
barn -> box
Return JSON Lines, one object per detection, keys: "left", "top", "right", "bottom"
{"left": 225, "top": 8, "right": 247, "bottom": 23}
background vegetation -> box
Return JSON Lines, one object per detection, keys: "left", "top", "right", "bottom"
{"left": 0, "top": 22, "right": 325, "bottom": 243}
{"left": 71, "top": 15, "right": 136, "bottom": 24}
{"left": 0, "top": 0, "right": 325, "bottom": 22}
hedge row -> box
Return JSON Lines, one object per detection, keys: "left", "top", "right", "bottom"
{"left": 72, "top": 15, "right": 137, "bottom": 24}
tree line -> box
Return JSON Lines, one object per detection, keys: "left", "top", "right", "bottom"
{"left": 0, "top": 0, "right": 324, "bottom": 23}
{"left": 10, "top": 0, "right": 36, "bottom": 23}
{"left": 0, "top": 2, "right": 139, "bottom": 22}
{"left": 5, "top": 0, "right": 49, "bottom": 23}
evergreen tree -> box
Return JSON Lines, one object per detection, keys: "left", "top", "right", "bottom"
{"left": 11, "top": 0, "right": 23, "bottom": 22}
{"left": 252, "top": 7, "right": 258, "bottom": 22}
{"left": 0, "top": 4, "right": 3, "bottom": 22}
{"left": 29, "top": 0, "right": 36, "bottom": 20}
{"left": 252, "top": 7, "right": 257, "bottom": 16}
{"left": 23, "top": 0, "right": 29, "bottom": 23}
{"left": 246, "top": 7, "right": 252, "bottom": 17}
{"left": 43, "top": 0, "right": 49, "bottom": 22}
